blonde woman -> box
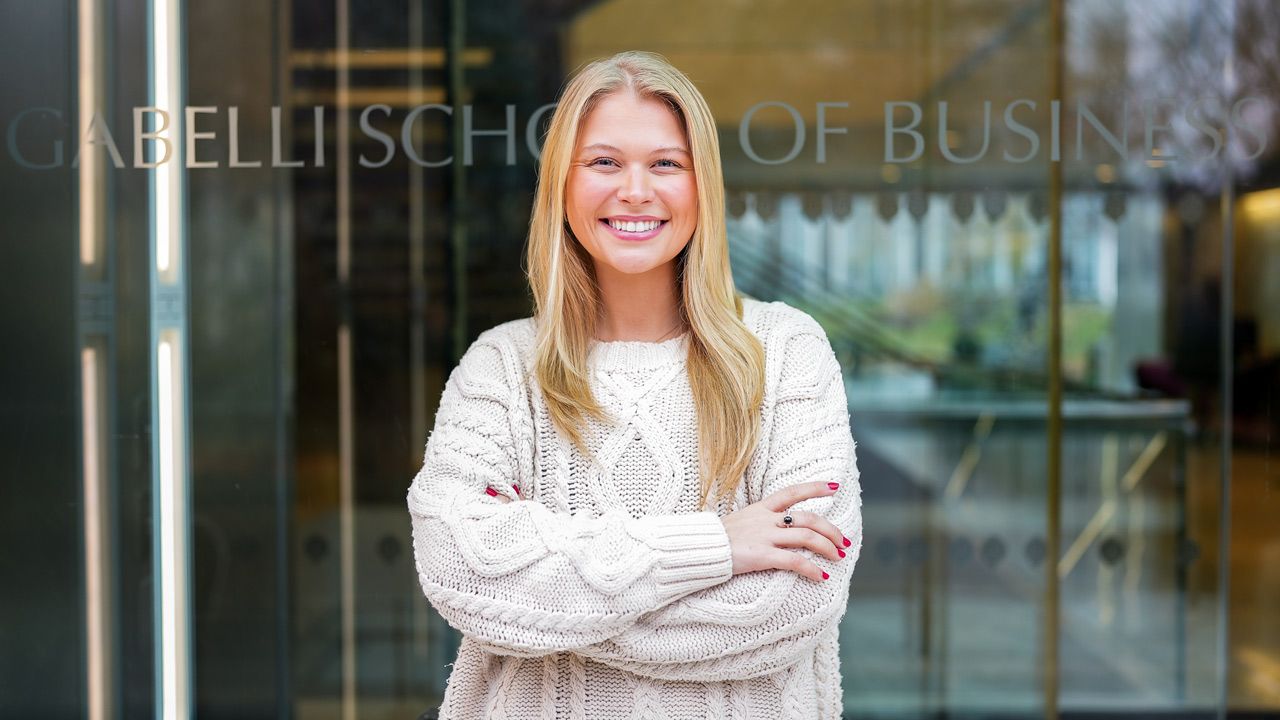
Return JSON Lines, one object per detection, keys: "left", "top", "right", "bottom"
{"left": 407, "top": 50, "right": 862, "bottom": 719}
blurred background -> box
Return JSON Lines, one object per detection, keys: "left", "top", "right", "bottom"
{"left": 1, "top": 0, "right": 1278, "bottom": 718}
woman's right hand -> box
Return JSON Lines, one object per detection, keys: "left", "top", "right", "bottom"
{"left": 719, "top": 481, "right": 850, "bottom": 582}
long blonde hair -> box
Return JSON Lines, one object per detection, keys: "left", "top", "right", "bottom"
{"left": 523, "top": 50, "right": 765, "bottom": 511}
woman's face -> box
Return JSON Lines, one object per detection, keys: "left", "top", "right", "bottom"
{"left": 564, "top": 90, "right": 697, "bottom": 278}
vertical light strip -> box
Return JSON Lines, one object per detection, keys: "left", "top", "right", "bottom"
{"left": 157, "top": 337, "right": 179, "bottom": 720}
{"left": 335, "top": 1, "right": 356, "bottom": 720}
{"left": 154, "top": 0, "right": 177, "bottom": 279}
{"left": 336, "top": 5, "right": 350, "bottom": 286}
{"left": 78, "top": 1, "right": 112, "bottom": 718}
{"left": 78, "top": 0, "right": 100, "bottom": 268}
{"left": 81, "top": 345, "right": 111, "bottom": 720}
{"left": 156, "top": 331, "right": 190, "bottom": 720}
{"left": 150, "top": 1, "right": 190, "bottom": 719}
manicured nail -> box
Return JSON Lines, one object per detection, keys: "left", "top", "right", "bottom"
{"left": 822, "top": 571, "right": 830, "bottom": 580}
{"left": 842, "top": 536, "right": 851, "bottom": 547}
{"left": 512, "top": 484, "right": 521, "bottom": 496}
{"left": 828, "top": 483, "right": 840, "bottom": 490}
{"left": 485, "top": 487, "right": 498, "bottom": 497}
{"left": 838, "top": 549, "right": 846, "bottom": 558}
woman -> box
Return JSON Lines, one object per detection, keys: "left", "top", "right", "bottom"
{"left": 407, "top": 50, "right": 862, "bottom": 719}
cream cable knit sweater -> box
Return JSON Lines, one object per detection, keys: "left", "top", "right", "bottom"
{"left": 406, "top": 297, "right": 863, "bottom": 719}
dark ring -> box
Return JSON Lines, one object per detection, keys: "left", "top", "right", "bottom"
{"left": 782, "top": 513, "right": 794, "bottom": 526}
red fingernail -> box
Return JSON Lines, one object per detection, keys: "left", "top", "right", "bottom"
{"left": 843, "top": 536, "right": 851, "bottom": 547}
{"left": 828, "top": 483, "right": 840, "bottom": 490}
{"left": 822, "top": 571, "right": 830, "bottom": 580}
{"left": 512, "top": 484, "right": 521, "bottom": 496}
{"left": 485, "top": 487, "right": 498, "bottom": 497}
{"left": 838, "top": 549, "right": 846, "bottom": 558}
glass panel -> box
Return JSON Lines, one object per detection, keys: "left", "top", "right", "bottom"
{"left": 1059, "top": 4, "right": 1211, "bottom": 712}
{"left": 1225, "top": 5, "right": 1280, "bottom": 714}
{"left": 1060, "top": 1, "right": 1277, "bottom": 713}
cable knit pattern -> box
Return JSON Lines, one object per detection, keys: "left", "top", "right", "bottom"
{"left": 408, "top": 297, "right": 861, "bottom": 719}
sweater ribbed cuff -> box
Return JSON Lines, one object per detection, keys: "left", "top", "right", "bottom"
{"left": 636, "top": 511, "right": 734, "bottom": 600}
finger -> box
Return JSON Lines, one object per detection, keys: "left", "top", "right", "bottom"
{"left": 773, "top": 510, "right": 845, "bottom": 559}
{"left": 803, "top": 512, "right": 848, "bottom": 556}
{"left": 773, "top": 525, "right": 843, "bottom": 562}
{"left": 762, "top": 480, "right": 840, "bottom": 512}
{"left": 484, "top": 486, "right": 514, "bottom": 504}
{"left": 767, "top": 548, "right": 828, "bottom": 582}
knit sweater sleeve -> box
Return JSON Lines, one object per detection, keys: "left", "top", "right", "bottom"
{"left": 573, "top": 312, "right": 863, "bottom": 681}
{"left": 406, "top": 329, "right": 735, "bottom": 657}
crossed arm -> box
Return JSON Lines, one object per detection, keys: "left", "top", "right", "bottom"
{"left": 407, "top": 334, "right": 738, "bottom": 656}
{"left": 409, "top": 319, "right": 865, "bottom": 676}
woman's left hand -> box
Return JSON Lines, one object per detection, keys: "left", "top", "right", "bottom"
{"left": 484, "top": 484, "right": 521, "bottom": 503}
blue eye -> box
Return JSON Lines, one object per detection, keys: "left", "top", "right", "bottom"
{"left": 587, "top": 157, "right": 683, "bottom": 169}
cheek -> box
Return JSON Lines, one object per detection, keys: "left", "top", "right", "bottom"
{"left": 569, "top": 176, "right": 611, "bottom": 207}
{"left": 564, "top": 174, "right": 591, "bottom": 215}
{"left": 666, "top": 180, "right": 698, "bottom": 222}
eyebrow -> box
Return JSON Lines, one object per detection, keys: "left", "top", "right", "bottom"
{"left": 581, "top": 143, "right": 691, "bottom": 157}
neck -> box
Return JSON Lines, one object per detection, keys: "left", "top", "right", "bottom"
{"left": 593, "top": 260, "right": 684, "bottom": 342}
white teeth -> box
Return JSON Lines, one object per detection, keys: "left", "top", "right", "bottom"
{"left": 607, "top": 219, "right": 661, "bottom": 233}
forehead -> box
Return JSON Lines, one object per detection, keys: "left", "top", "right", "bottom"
{"left": 576, "top": 91, "right": 689, "bottom": 152}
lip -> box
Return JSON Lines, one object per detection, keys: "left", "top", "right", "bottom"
{"left": 603, "top": 215, "right": 666, "bottom": 222}
{"left": 599, "top": 218, "right": 667, "bottom": 241}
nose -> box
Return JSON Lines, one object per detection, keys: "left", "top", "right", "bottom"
{"left": 617, "top": 164, "right": 655, "bottom": 204}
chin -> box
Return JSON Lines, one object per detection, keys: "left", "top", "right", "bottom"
{"left": 609, "top": 263, "right": 661, "bottom": 275}
{"left": 597, "top": 255, "right": 665, "bottom": 275}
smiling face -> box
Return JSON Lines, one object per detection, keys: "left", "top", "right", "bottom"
{"left": 564, "top": 90, "right": 698, "bottom": 280}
